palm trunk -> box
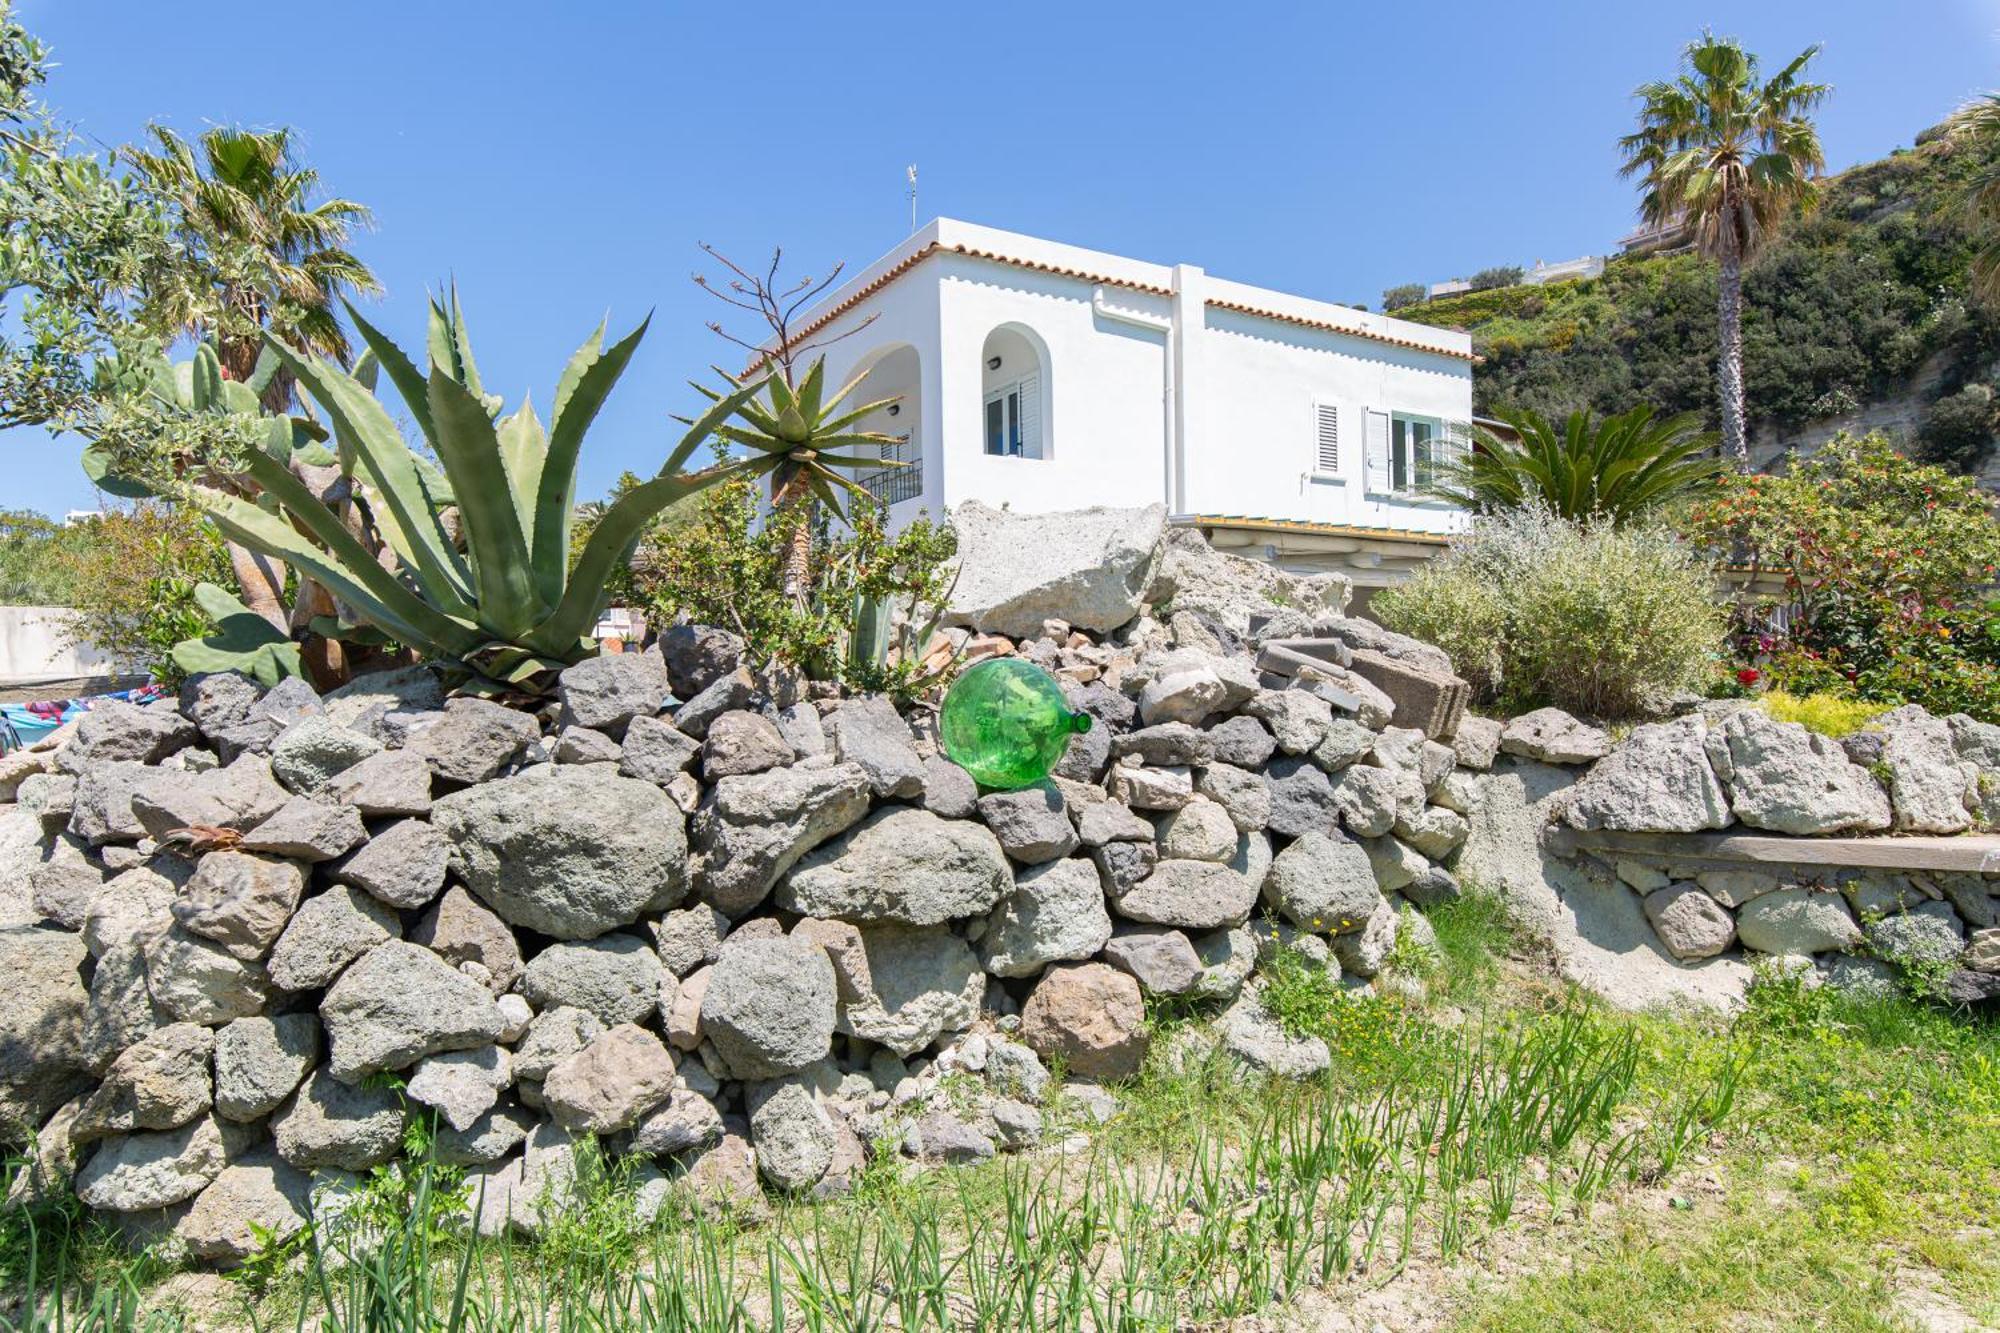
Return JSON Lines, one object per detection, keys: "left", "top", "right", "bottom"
{"left": 1716, "top": 224, "right": 1750, "bottom": 471}
{"left": 226, "top": 541, "right": 290, "bottom": 633}
{"left": 770, "top": 463, "right": 814, "bottom": 604}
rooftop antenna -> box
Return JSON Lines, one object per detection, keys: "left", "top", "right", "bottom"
{"left": 906, "top": 164, "right": 918, "bottom": 235}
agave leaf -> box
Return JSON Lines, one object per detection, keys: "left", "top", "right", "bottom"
{"left": 266, "top": 335, "right": 473, "bottom": 613}
{"left": 532, "top": 315, "right": 649, "bottom": 605}
{"left": 528, "top": 464, "right": 739, "bottom": 655}
{"left": 811, "top": 395, "right": 903, "bottom": 438}
{"left": 497, "top": 397, "right": 550, "bottom": 561}
{"left": 347, "top": 303, "right": 436, "bottom": 447}
{"left": 427, "top": 368, "right": 543, "bottom": 639}
{"left": 351, "top": 347, "right": 380, "bottom": 394}
{"left": 796, "top": 357, "right": 827, "bottom": 421}
{"left": 663, "top": 378, "right": 772, "bottom": 475}
{"left": 552, "top": 320, "right": 606, "bottom": 429}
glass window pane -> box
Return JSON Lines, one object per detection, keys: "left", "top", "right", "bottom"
{"left": 1007, "top": 390, "right": 1022, "bottom": 455}
{"left": 1391, "top": 417, "right": 1409, "bottom": 492}
{"left": 986, "top": 398, "right": 1003, "bottom": 455}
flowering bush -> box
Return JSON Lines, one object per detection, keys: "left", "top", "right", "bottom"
{"left": 1375, "top": 503, "right": 1726, "bottom": 719}
{"left": 1685, "top": 434, "right": 2000, "bottom": 721}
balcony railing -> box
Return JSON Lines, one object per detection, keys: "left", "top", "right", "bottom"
{"left": 857, "top": 434, "right": 921, "bottom": 507}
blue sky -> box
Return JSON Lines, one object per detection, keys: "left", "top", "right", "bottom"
{"left": 10, "top": 0, "right": 2000, "bottom": 515}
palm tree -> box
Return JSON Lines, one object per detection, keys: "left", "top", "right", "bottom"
{"left": 1619, "top": 33, "right": 1829, "bottom": 468}
{"left": 126, "top": 125, "right": 379, "bottom": 397}
{"left": 1947, "top": 94, "right": 2000, "bottom": 304}
{"left": 1426, "top": 405, "right": 1722, "bottom": 524}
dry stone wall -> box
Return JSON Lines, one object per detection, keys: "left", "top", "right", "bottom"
{"left": 0, "top": 526, "right": 1480, "bottom": 1267}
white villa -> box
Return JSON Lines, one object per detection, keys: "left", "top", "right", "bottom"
{"left": 788, "top": 219, "right": 1477, "bottom": 587}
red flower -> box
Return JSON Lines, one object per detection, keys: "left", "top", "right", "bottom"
{"left": 1736, "top": 668, "right": 1761, "bottom": 687}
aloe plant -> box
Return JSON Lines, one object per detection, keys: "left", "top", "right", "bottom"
{"left": 185, "top": 297, "right": 762, "bottom": 690}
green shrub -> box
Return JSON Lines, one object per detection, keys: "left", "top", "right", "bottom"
{"left": 1381, "top": 282, "right": 1426, "bottom": 312}
{"left": 1376, "top": 503, "right": 1725, "bottom": 719}
{"left": 54, "top": 503, "right": 235, "bottom": 682}
{"left": 0, "top": 508, "right": 91, "bottom": 604}
{"left": 604, "top": 472, "right": 959, "bottom": 700}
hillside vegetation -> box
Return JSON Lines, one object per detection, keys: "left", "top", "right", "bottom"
{"left": 1397, "top": 125, "right": 2000, "bottom": 474}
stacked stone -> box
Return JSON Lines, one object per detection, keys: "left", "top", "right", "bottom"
{"left": 0, "top": 522, "right": 1499, "bottom": 1266}
{"left": 1511, "top": 701, "right": 2000, "bottom": 1000}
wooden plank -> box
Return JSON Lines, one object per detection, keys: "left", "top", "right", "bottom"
{"left": 1548, "top": 827, "right": 2000, "bottom": 875}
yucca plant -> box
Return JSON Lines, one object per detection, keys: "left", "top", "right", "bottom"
{"left": 692, "top": 355, "right": 901, "bottom": 597}
{"left": 185, "top": 296, "right": 762, "bottom": 691}
{"left": 1426, "top": 404, "right": 1723, "bottom": 524}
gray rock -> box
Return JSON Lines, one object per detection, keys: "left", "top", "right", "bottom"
{"left": 1246, "top": 689, "right": 1335, "bottom": 754}
{"left": 920, "top": 757, "right": 979, "bottom": 819}
{"left": 985, "top": 1038, "right": 1051, "bottom": 1104}
{"left": 68, "top": 761, "right": 156, "bottom": 845}
{"left": 1102, "top": 926, "right": 1203, "bottom": 995}
{"left": 1736, "top": 889, "right": 1862, "bottom": 955}
{"left": 1872, "top": 706, "right": 1976, "bottom": 834}
{"left": 701, "top": 936, "right": 837, "bottom": 1080}
{"left": 906, "top": 1109, "right": 994, "bottom": 1164}
{"left": 553, "top": 725, "right": 622, "bottom": 765}
{"left": 1500, "top": 708, "right": 1611, "bottom": 764}
{"left": 750, "top": 1079, "right": 835, "bottom": 1191}
{"left": 132, "top": 755, "right": 289, "bottom": 840}
{"left": 1360, "top": 835, "right": 1430, "bottom": 895}
{"left": 659, "top": 624, "right": 744, "bottom": 700}
{"left": 691, "top": 762, "right": 873, "bottom": 918}
{"left": 977, "top": 783, "right": 1080, "bottom": 864}
{"left": 543, "top": 1023, "right": 676, "bottom": 1134}
{"left": 1330, "top": 764, "right": 1405, "bottom": 838}
{"left": 1204, "top": 715, "right": 1276, "bottom": 769}
{"left": 270, "top": 717, "right": 383, "bottom": 794}
{"left": 240, "top": 797, "right": 367, "bottom": 861}
{"left": 1155, "top": 795, "right": 1239, "bottom": 863}
{"left": 520, "top": 934, "right": 664, "bottom": 1028}
{"left": 702, "top": 710, "right": 794, "bottom": 780}
{"left": 406, "top": 1046, "right": 513, "bottom": 1133}
{"left": 1450, "top": 715, "right": 1504, "bottom": 770}
{"left": 1194, "top": 762, "right": 1271, "bottom": 832}
{"left": 434, "top": 1099, "right": 538, "bottom": 1165}
{"left": 60, "top": 700, "right": 194, "bottom": 771}
{"left": 433, "top": 765, "right": 687, "bottom": 939}
{"left": 267, "top": 887, "right": 399, "bottom": 992}
{"left": 794, "top": 918, "right": 983, "bottom": 1057}
{"left": 1051, "top": 716, "right": 1113, "bottom": 785}
{"left": 75, "top": 1115, "right": 227, "bottom": 1212}
{"left": 333, "top": 817, "right": 451, "bottom": 911}
{"left": 618, "top": 715, "right": 701, "bottom": 785}
{"left": 407, "top": 698, "right": 540, "bottom": 786}
{"left": 1641, "top": 884, "right": 1736, "bottom": 961}
{"left": 1311, "top": 718, "right": 1379, "bottom": 773}
{"left": 1331, "top": 896, "right": 1399, "bottom": 977}
{"left": 79, "top": 938, "right": 165, "bottom": 1076}
{"left": 1107, "top": 761, "right": 1194, "bottom": 811}
{"left": 511, "top": 1006, "right": 607, "bottom": 1084}
{"left": 213, "top": 1015, "right": 318, "bottom": 1121}
{"left": 655, "top": 903, "right": 729, "bottom": 978}
{"left": 558, "top": 651, "right": 672, "bottom": 738}
{"left": 1822, "top": 954, "right": 1900, "bottom": 999}
{"left": 981, "top": 859, "right": 1113, "bottom": 978}
{"left": 1864, "top": 901, "right": 1965, "bottom": 968}
{"left": 1090, "top": 840, "right": 1159, "bottom": 895}
{"left": 1110, "top": 858, "right": 1257, "bottom": 930}
{"left": 1075, "top": 798, "right": 1154, "bottom": 846}
{"left": 1395, "top": 805, "right": 1470, "bottom": 861}
{"left": 944, "top": 500, "right": 1164, "bottom": 637}
{"left": 628, "top": 1089, "right": 725, "bottom": 1158}
{"left": 72, "top": 1022, "right": 214, "bottom": 1141}
{"left": 1404, "top": 865, "right": 1462, "bottom": 909}
{"left": 778, "top": 807, "right": 1011, "bottom": 926}
{"left": 989, "top": 1097, "right": 1042, "bottom": 1152}
{"left": 671, "top": 668, "right": 754, "bottom": 740}
{"left": 1264, "top": 756, "right": 1338, "bottom": 838}
{"left": 170, "top": 852, "right": 305, "bottom": 962}
{"left": 1263, "top": 831, "right": 1381, "bottom": 934}
{"left": 319, "top": 748, "right": 433, "bottom": 817}
{"left": 319, "top": 941, "right": 505, "bottom": 1081}
{"left": 146, "top": 925, "right": 274, "bottom": 1024}
{"left": 1113, "top": 722, "right": 1215, "bottom": 767}
{"left": 1704, "top": 709, "right": 1890, "bottom": 835}
{"left": 827, "top": 696, "right": 924, "bottom": 799}
{"left": 322, "top": 665, "right": 444, "bottom": 727}
{"left": 405, "top": 887, "right": 521, "bottom": 995}
{"left": 1217, "top": 988, "right": 1330, "bottom": 1079}
{"left": 29, "top": 859, "right": 105, "bottom": 931}
{"left": 1696, "top": 869, "right": 1783, "bottom": 909}
{"left": 178, "top": 1154, "right": 312, "bottom": 1267}
{"left": 272, "top": 1070, "right": 405, "bottom": 1171}
{"left": 178, "top": 673, "right": 269, "bottom": 757}
{"left": 1567, "top": 715, "right": 1731, "bottom": 833}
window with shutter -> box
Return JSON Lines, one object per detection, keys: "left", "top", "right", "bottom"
{"left": 1313, "top": 403, "right": 1340, "bottom": 475}
{"left": 1363, "top": 409, "right": 1393, "bottom": 495}
{"left": 1018, "top": 373, "right": 1041, "bottom": 459}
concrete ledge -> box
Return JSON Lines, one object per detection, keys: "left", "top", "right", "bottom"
{"left": 1548, "top": 826, "right": 2000, "bottom": 875}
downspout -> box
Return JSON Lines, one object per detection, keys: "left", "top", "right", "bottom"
{"left": 1091, "top": 286, "right": 1174, "bottom": 510}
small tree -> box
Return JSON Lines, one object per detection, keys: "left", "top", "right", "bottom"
{"left": 1468, "top": 265, "right": 1524, "bottom": 292}
{"left": 1381, "top": 283, "right": 1426, "bottom": 312}
{"left": 1427, "top": 404, "right": 1722, "bottom": 524}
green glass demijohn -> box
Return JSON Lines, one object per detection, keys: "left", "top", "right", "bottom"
{"left": 939, "top": 658, "right": 1092, "bottom": 790}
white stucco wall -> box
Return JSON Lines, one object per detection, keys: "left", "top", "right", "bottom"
{"left": 0, "top": 606, "right": 116, "bottom": 686}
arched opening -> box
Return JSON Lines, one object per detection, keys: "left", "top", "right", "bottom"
{"left": 844, "top": 342, "right": 922, "bottom": 507}
{"left": 979, "top": 324, "right": 1049, "bottom": 460}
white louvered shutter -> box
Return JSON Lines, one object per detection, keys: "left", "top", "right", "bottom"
{"left": 1017, "top": 374, "right": 1041, "bottom": 458}
{"left": 1314, "top": 403, "right": 1340, "bottom": 475}
{"left": 1363, "top": 409, "right": 1393, "bottom": 495}
{"left": 1444, "top": 418, "right": 1472, "bottom": 469}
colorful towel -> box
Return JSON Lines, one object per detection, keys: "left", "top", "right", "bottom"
{"left": 1, "top": 682, "right": 167, "bottom": 753}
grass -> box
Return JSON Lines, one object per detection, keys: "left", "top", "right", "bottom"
{"left": 5, "top": 890, "right": 1996, "bottom": 1331}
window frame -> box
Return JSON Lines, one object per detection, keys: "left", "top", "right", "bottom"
{"left": 1310, "top": 399, "right": 1344, "bottom": 482}
{"left": 1390, "top": 411, "right": 1444, "bottom": 497}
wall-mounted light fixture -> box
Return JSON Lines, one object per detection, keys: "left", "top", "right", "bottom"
{"left": 886, "top": 402, "right": 901, "bottom": 416}
{"left": 987, "top": 355, "right": 1003, "bottom": 371}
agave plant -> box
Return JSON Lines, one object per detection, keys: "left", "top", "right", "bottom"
{"left": 1425, "top": 404, "right": 1723, "bottom": 524}
{"left": 693, "top": 356, "right": 902, "bottom": 597}
{"left": 185, "top": 297, "right": 762, "bottom": 690}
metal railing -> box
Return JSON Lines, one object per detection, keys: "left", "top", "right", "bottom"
{"left": 857, "top": 435, "right": 922, "bottom": 507}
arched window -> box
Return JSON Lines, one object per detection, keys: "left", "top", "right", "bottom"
{"left": 979, "top": 325, "right": 1048, "bottom": 459}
